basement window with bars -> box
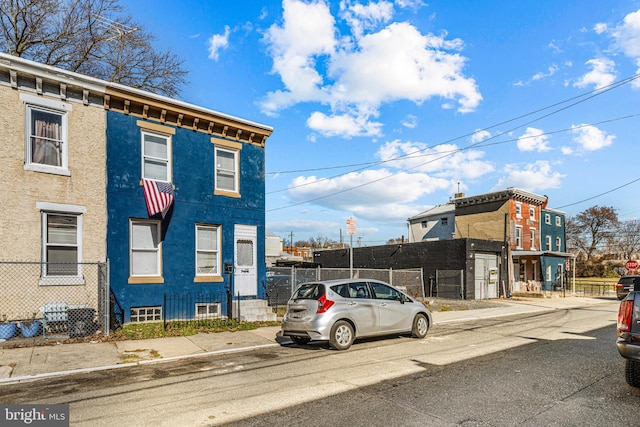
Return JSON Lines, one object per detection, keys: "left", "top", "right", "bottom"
{"left": 130, "top": 306, "right": 162, "bottom": 323}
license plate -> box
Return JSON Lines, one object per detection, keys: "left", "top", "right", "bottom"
{"left": 291, "top": 310, "right": 305, "bottom": 319}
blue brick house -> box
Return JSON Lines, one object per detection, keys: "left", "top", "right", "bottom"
{"left": 104, "top": 86, "right": 273, "bottom": 323}
{"left": 540, "top": 208, "right": 570, "bottom": 291}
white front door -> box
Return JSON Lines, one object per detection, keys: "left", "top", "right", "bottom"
{"left": 234, "top": 224, "right": 257, "bottom": 296}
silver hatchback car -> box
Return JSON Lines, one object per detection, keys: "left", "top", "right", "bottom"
{"left": 281, "top": 278, "right": 432, "bottom": 350}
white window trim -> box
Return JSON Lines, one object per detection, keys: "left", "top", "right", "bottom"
{"left": 555, "top": 216, "right": 562, "bottom": 227}
{"left": 529, "top": 206, "right": 535, "bottom": 221}
{"left": 515, "top": 203, "right": 522, "bottom": 218}
{"left": 195, "top": 302, "right": 222, "bottom": 319}
{"left": 21, "top": 93, "right": 72, "bottom": 176}
{"left": 36, "top": 202, "right": 85, "bottom": 286}
{"left": 545, "top": 213, "right": 551, "bottom": 225}
{"left": 214, "top": 146, "right": 240, "bottom": 194}
{"left": 129, "top": 219, "right": 163, "bottom": 280}
{"left": 130, "top": 306, "right": 162, "bottom": 323}
{"left": 556, "top": 236, "right": 562, "bottom": 251}
{"left": 530, "top": 228, "right": 536, "bottom": 250}
{"left": 515, "top": 226, "right": 523, "bottom": 249}
{"left": 546, "top": 235, "right": 552, "bottom": 251}
{"left": 195, "top": 224, "right": 221, "bottom": 277}
{"left": 141, "top": 129, "right": 172, "bottom": 182}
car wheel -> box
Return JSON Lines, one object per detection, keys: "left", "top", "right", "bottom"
{"left": 291, "top": 336, "right": 310, "bottom": 345}
{"left": 411, "top": 313, "right": 429, "bottom": 339}
{"left": 617, "top": 294, "right": 625, "bottom": 301}
{"left": 329, "top": 320, "right": 354, "bottom": 350}
{"left": 625, "top": 359, "right": 640, "bottom": 387}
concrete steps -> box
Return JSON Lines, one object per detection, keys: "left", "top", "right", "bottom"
{"left": 231, "top": 299, "right": 277, "bottom": 322}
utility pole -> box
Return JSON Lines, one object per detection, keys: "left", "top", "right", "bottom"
{"left": 289, "top": 231, "right": 294, "bottom": 254}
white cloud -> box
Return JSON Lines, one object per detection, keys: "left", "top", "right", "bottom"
{"left": 306, "top": 111, "right": 383, "bottom": 137}
{"left": 401, "top": 114, "right": 418, "bottom": 128}
{"left": 594, "top": 22, "right": 608, "bottom": 35}
{"left": 260, "top": 0, "right": 481, "bottom": 136}
{"left": 573, "top": 57, "right": 616, "bottom": 89}
{"left": 340, "top": 0, "right": 394, "bottom": 39}
{"left": 494, "top": 161, "right": 565, "bottom": 192}
{"left": 532, "top": 64, "right": 559, "bottom": 81}
{"left": 208, "top": 26, "right": 231, "bottom": 61}
{"left": 517, "top": 127, "right": 551, "bottom": 152}
{"left": 571, "top": 124, "right": 615, "bottom": 151}
{"left": 612, "top": 9, "right": 640, "bottom": 59}
{"left": 286, "top": 167, "right": 451, "bottom": 222}
{"left": 375, "top": 140, "right": 494, "bottom": 179}
{"left": 471, "top": 129, "right": 491, "bottom": 143}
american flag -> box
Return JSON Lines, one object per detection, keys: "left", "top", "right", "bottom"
{"left": 143, "top": 179, "right": 174, "bottom": 218}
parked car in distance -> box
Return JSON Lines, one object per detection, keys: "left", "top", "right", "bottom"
{"left": 616, "top": 286, "right": 640, "bottom": 387}
{"left": 281, "top": 278, "right": 432, "bottom": 350}
{"left": 616, "top": 276, "right": 640, "bottom": 300}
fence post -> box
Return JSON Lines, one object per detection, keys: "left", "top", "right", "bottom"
{"left": 163, "top": 293, "right": 167, "bottom": 330}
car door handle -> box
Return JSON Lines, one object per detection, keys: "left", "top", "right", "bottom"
{"left": 379, "top": 303, "right": 388, "bottom": 307}
{"left": 348, "top": 301, "right": 358, "bottom": 306}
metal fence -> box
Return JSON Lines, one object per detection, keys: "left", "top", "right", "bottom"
{"left": 435, "top": 269, "right": 464, "bottom": 300}
{"left": 0, "top": 261, "right": 109, "bottom": 340}
{"left": 163, "top": 291, "right": 229, "bottom": 329}
{"left": 265, "top": 266, "right": 425, "bottom": 307}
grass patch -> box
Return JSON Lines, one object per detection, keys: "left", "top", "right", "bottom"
{"left": 111, "top": 319, "right": 281, "bottom": 341}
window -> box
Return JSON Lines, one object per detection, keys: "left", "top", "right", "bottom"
{"left": 546, "top": 236, "right": 552, "bottom": 251}
{"left": 546, "top": 265, "right": 552, "bottom": 282}
{"left": 530, "top": 228, "right": 536, "bottom": 250}
{"left": 130, "top": 220, "right": 162, "bottom": 279}
{"left": 515, "top": 226, "right": 522, "bottom": 248}
{"left": 545, "top": 213, "right": 551, "bottom": 225}
{"left": 22, "top": 94, "right": 71, "bottom": 175}
{"left": 371, "top": 282, "right": 403, "bottom": 301}
{"left": 555, "top": 216, "right": 562, "bottom": 227}
{"left": 348, "top": 282, "right": 371, "bottom": 298}
{"left": 529, "top": 206, "right": 535, "bottom": 220}
{"left": 142, "top": 130, "right": 171, "bottom": 182}
{"left": 215, "top": 146, "right": 239, "bottom": 193}
{"left": 130, "top": 306, "right": 161, "bottom": 323}
{"left": 515, "top": 203, "right": 522, "bottom": 218}
{"left": 196, "top": 224, "right": 220, "bottom": 276}
{"left": 441, "top": 217, "right": 448, "bottom": 226}
{"left": 421, "top": 221, "right": 428, "bottom": 228}
{"left": 37, "top": 202, "right": 85, "bottom": 285}
{"left": 556, "top": 237, "right": 562, "bottom": 251}
{"left": 196, "top": 303, "right": 222, "bottom": 319}
{"left": 43, "top": 213, "right": 80, "bottom": 277}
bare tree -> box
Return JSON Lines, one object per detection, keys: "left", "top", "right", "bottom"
{"left": 0, "top": 0, "right": 187, "bottom": 97}
{"left": 566, "top": 205, "right": 618, "bottom": 263}
{"left": 614, "top": 219, "right": 640, "bottom": 260}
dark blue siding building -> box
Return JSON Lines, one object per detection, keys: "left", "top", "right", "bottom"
{"left": 105, "top": 87, "right": 273, "bottom": 323}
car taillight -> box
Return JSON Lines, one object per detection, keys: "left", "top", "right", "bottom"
{"left": 618, "top": 299, "right": 634, "bottom": 333}
{"left": 316, "top": 294, "right": 334, "bottom": 313}
{"left": 616, "top": 283, "right": 624, "bottom": 289}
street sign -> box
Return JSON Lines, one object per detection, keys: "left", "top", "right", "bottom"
{"left": 626, "top": 260, "right": 638, "bottom": 270}
{"left": 346, "top": 217, "right": 357, "bottom": 236}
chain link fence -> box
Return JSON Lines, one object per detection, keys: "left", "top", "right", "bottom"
{"left": 434, "top": 269, "right": 465, "bottom": 300}
{"left": 264, "top": 266, "right": 424, "bottom": 308}
{"left": 0, "top": 261, "right": 109, "bottom": 340}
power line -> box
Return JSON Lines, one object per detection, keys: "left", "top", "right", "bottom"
{"left": 267, "top": 73, "right": 640, "bottom": 211}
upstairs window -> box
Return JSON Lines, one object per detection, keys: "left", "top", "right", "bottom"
{"left": 441, "top": 217, "right": 448, "bottom": 225}
{"left": 142, "top": 130, "right": 171, "bottom": 182}
{"left": 556, "top": 236, "right": 562, "bottom": 251}
{"left": 515, "top": 226, "right": 523, "bottom": 249}
{"left": 556, "top": 216, "right": 562, "bottom": 227}
{"left": 515, "top": 203, "right": 522, "bottom": 218}
{"left": 529, "top": 206, "right": 535, "bottom": 220}
{"left": 215, "top": 147, "right": 239, "bottom": 193}
{"left": 545, "top": 213, "right": 551, "bottom": 224}
{"left": 22, "top": 94, "right": 71, "bottom": 176}
{"left": 530, "top": 229, "right": 536, "bottom": 250}
{"left": 546, "top": 236, "right": 552, "bottom": 251}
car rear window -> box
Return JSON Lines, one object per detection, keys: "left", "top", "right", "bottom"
{"left": 619, "top": 277, "right": 640, "bottom": 285}
{"left": 292, "top": 283, "right": 324, "bottom": 300}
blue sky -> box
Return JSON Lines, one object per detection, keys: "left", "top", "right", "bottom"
{"left": 121, "top": 0, "right": 640, "bottom": 246}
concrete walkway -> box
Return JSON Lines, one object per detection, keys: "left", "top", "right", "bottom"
{"left": 0, "top": 295, "right": 616, "bottom": 384}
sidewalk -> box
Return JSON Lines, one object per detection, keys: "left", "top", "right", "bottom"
{"left": 0, "top": 296, "right": 616, "bottom": 384}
